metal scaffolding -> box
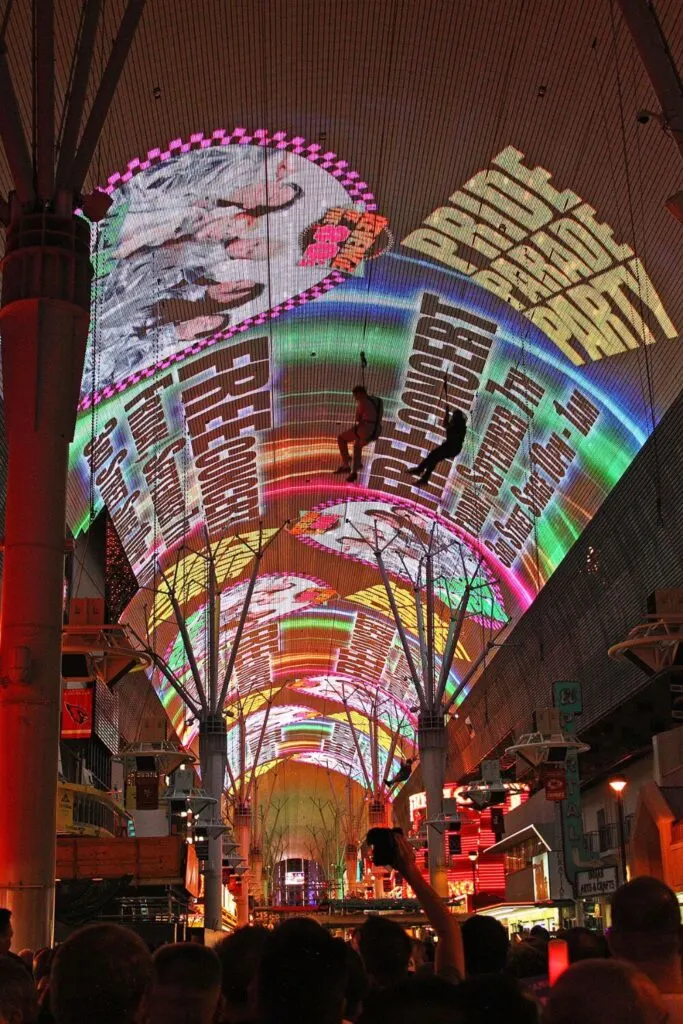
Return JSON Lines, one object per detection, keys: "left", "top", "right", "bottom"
{"left": 130, "top": 524, "right": 286, "bottom": 930}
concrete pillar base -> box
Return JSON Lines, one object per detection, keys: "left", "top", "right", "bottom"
{"left": 418, "top": 713, "right": 448, "bottom": 898}
{"left": 0, "top": 213, "right": 91, "bottom": 950}
{"left": 199, "top": 716, "right": 227, "bottom": 932}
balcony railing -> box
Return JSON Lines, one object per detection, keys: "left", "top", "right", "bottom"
{"left": 584, "top": 816, "right": 633, "bottom": 855}
{"left": 57, "top": 782, "right": 132, "bottom": 838}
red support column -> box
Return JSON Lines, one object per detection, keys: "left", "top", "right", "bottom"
{"left": 0, "top": 213, "right": 91, "bottom": 950}
{"left": 235, "top": 804, "right": 251, "bottom": 926}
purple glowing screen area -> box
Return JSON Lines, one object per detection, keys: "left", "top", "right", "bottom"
{"left": 66, "top": 128, "right": 682, "bottom": 785}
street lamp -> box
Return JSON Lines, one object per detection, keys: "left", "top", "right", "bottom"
{"left": 609, "top": 775, "right": 628, "bottom": 885}
{"left": 468, "top": 850, "right": 479, "bottom": 901}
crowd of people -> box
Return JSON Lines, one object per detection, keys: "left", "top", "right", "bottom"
{"left": 1, "top": 872, "right": 683, "bottom": 1023}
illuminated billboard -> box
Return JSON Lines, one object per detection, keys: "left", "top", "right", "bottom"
{"left": 225, "top": 703, "right": 403, "bottom": 789}
{"left": 289, "top": 498, "right": 510, "bottom": 625}
{"left": 82, "top": 129, "right": 381, "bottom": 408}
{"left": 67, "top": 130, "right": 681, "bottom": 786}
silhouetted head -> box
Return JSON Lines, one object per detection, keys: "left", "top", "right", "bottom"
{"left": 542, "top": 959, "right": 667, "bottom": 1024}
{"left": 507, "top": 937, "right": 548, "bottom": 980}
{"left": 461, "top": 914, "right": 510, "bottom": 975}
{"left": 147, "top": 942, "right": 222, "bottom": 1024}
{"left": 0, "top": 955, "right": 38, "bottom": 1024}
{"left": 51, "top": 923, "right": 152, "bottom": 1024}
{"left": 352, "top": 385, "right": 367, "bottom": 397}
{"left": 453, "top": 974, "right": 537, "bottom": 1024}
{"left": 359, "top": 975, "right": 465, "bottom": 1024}
{"left": 344, "top": 944, "right": 369, "bottom": 1022}
{"left": 563, "top": 926, "right": 609, "bottom": 963}
{"left": 358, "top": 916, "right": 412, "bottom": 989}
{"left": 33, "top": 946, "right": 55, "bottom": 985}
{"left": 609, "top": 876, "right": 682, "bottom": 966}
{"left": 257, "top": 918, "right": 348, "bottom": 1024}
{"left": 214, "top": 925, "right": 269, "bottom": 1022}
{"left": 0, "top": 907, "right": 13, "bottom": 955}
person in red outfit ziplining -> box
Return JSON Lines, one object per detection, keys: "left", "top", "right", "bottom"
{"left": 334, "top": 385, "right": 382, "bottom": 483}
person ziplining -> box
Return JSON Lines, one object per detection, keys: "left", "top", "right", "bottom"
{"left": 334, "top": 385, "right": 382, "bottom": 482}
{"left": 407, "top": 372, "right": 468, "bottom": 488}
{"left": 407, "top": 405, "right": 467, "bottom": 487}
{"left": 387, "top": 758, "right": 415, "bottom": 790}
{"left": 334, "top": 354, "right": 383, "bottom": 482}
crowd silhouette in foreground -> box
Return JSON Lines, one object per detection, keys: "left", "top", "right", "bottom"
{"left": 1, "top": 871, "right": 683, "bottom": 1024}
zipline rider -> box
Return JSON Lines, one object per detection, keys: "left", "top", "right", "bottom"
{"left": 335, "top": 385, "right": 383, "bottom": 483}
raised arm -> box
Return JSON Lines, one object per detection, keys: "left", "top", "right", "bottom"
{"left": 442, "top": 406, "right": 450, "bottom": 430}
{"left": 392, "top": 833, "right": 464, "bottom": 980}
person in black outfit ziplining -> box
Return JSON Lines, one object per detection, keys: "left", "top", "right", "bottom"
{"left": 387, "top": 758, "right": 414, "bottom": 790}
{"left": 407, "top": 406, "right": 468, "bottom": 487}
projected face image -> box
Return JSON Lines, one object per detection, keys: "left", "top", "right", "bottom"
{"left": 290, "top": 499, "right": 506, "bottom": 621}
{"left": 224, "top": 573, "right": 335, "bottom": 624}
{"left": 163, "top": 573, "right": 335, "bottom": 690}
{"left": 83, "top": 138, "right": 367, "bottom": 399}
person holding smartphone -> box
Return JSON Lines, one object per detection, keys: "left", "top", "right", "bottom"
{"left": 366, "top": 831, "right": 464, "bottom": 983}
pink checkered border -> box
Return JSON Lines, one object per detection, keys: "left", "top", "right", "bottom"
{"left": 79, "top": 128, "right": 378, "bottom": 411}
{"left": 80, "top": 270, "right": 346, "bottom": 410}
{"left": 290, "top": 494, "right": 507, "bottom": 610}
{"left": 103, "top": 127, "right": 377, "bottom": 208}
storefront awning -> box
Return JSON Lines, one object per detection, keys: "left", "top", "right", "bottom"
{"left": 483, "top": 823, "right": 554, "bottom": 856}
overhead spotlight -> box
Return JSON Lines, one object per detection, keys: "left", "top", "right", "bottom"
{"left": 80, "top": 189, "right": 113, "bottom": 222}
{"left": 636, "top": 108, "right": 663, "bottom": 126}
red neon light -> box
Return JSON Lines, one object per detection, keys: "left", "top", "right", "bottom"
{"left": 548, "top": 939, "right": 570, "bottom": 985}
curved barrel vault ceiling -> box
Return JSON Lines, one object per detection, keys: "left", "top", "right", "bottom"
{"left": 2, "top": 0, "right": 679, "bottom": 800}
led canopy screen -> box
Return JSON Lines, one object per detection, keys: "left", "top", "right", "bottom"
{"left": 67, "top": 129, "right": 681, "bottom": 787}
{"left": 83, "top": 130, "right": 380, "bottom": 406}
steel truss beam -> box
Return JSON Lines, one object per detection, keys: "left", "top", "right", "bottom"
{"left": 616, "top": 0, "right": 683, "bottom": 162}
